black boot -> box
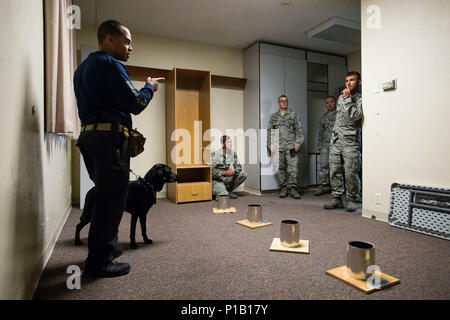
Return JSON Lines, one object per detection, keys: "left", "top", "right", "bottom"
{"left": 112, "top": 245, "right": 123, "bottom": 259}
{"left": 83, "top": 260, "right": 130, "bottom": 278}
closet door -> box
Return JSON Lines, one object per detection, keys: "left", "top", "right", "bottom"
{"left": 243, "top": 43, "right": 260, "bottom": 189}
{"left": 260, "top": 53, "right": 284, "bottom": 190}
{"left": 284, "top": 57, "right": 308, "bottom": 187}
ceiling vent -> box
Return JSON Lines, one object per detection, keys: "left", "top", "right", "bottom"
{"left": 306, "top": 16, "right": 361, "bottom": 46}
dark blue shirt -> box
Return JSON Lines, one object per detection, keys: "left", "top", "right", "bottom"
{"left": 73, "top": 51, "right": 154, "bottom": 129}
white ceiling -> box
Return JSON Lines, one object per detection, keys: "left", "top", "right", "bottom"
{"left": 74, "top": 0, "right": 361, "bottom": 55}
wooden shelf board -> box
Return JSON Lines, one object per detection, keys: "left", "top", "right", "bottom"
{"left": 126, "top": 65, "right": 246, "bottom": 90}
{"left": 177, "top": 164, "right": 211, "bottom": 169}
{"left": 126, "top": 66, "right": 169, "bottom": 81}
{"left": 177, "top": 181, "right": 211, "bottom": 186}
{"left": 211, "top": 75, "right": 247, "bottom": 90}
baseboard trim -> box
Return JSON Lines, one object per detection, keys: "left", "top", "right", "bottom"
{"left": 362, "top": 208, "right": 388, "bottom": 223}
{"left": 244, "top": 185, "right": 322, "bottom": 195}
{"left": 24, "top": 202, "right": 72, "bottom": 300}
{"left": 157, "top": 191, "right": 167, "bottom": 199}
{"left": 243, "top": 187, "right": 262, "bottom": 195}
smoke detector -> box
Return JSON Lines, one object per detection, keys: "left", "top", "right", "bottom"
{"left": 281, "top": 0, "right": 291, "bottom": 7}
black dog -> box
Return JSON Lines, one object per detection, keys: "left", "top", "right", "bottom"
{"left": 75, "top": 163, "right": 177, "bottom": 249}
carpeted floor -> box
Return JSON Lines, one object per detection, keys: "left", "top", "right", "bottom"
{"left": 33, "top": 192, "right": 450, "bottom": 300}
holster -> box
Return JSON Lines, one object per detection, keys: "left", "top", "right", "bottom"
{"left": 128, "top": 128, "right": 146, "bottom": 157}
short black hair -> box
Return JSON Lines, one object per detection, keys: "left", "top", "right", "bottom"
{"left": 97, "top": 20, "right": 123, "bottom": 44}
{"left": 325, "top": 95, "right": 336, "bottom": 101}
{"left": 221, "top": 135, "right": 231, "bottom": 145}
{"left": 278, "top": 95, "right": 288, "bottom": 102}
{"left": 346, "top": 71, "right": 361, "bottom": 80}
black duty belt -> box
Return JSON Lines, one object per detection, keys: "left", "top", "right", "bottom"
{"left": 81, "top": 123, "right": 129, "bottom": 137}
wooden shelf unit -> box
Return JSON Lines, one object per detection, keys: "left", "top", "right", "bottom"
{"left": 166, "top": 68, "right": 212, "bottom": 204}
{"left": 126, "top": 65, "right": 247, "bottom": 90}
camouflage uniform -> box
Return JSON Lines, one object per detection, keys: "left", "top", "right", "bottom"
{"left": 212, "top": 148, "right": 247, "bottom": 196}
{"left": 329, "top": 92, "right": 362, "bottom": 201}
{"left": 267, "top": 109, "right": 305, "bottom": 188}
{"left": 317, "top": 110, "right": 337, "bottom": 186}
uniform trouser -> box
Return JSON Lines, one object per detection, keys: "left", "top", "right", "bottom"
{"left": 318, "top": 149, "right": 330, "bottom": 187}
{"left": 213, "top": 171, "right": 248, "bottom": 196}
{"left": 77, "top": 130, "right": 129, "bottom": 268}
{"left": 272, "top": 150, "right": 299, "bottom": 188}
{"left": 329, "top": 143, "right": 361, "bottom": 201}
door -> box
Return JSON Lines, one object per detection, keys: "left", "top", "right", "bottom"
{"left": 307, "top": 90, "right": 329, "bottom": 184}
{"left": 284, "top": 57, "right": 308, "bottom": 187}
{"left": 260, "top": 53, "right": 284, "bottom": 190}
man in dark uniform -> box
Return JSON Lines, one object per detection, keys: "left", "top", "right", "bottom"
{"left": 74, "top": 20, "right": 163, "bottom": 277}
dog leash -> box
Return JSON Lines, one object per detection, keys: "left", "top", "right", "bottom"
{"left": 130, "top": 168, "right": 156, "bottom": 203}
{"left": 129, "top": 168, "right": 140, "bottom": 179}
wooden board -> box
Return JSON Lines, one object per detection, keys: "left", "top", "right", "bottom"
{"left": 235, "top": 219, "right": 273, "bottom": 229}
{"left": 177, "top": 182, "right": 212, "bottom": 203}
{"left": 213, "top": 207, "right": 237, "bottom": 214}
{"left": 166, "top": 69, "right": 177, "bottom": 202}
{"left": 126, "top": 65, "right": 169, "bottom": 82}
{"left": 127, "top": 65, "right": 247, "bottom": 90}
{"left": 326, "top": 265, "right": 400, "bottom": 294}
{"left": 211, "top": 75, "right": 247, "bottom": 90}
{"left": 269, "top": 238, "right": 310, "bottom": 254}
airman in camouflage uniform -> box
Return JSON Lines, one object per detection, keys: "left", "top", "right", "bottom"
{"left": 212, "top": 136, "right": 247, "bottom": 199}
{"left": 267, "top": 95, "right": 305, "bottom": 199}
{"left": 314, "top": 96, "right": 337, "bottom": 196}
{"left": 324, "top": 72, "right": 362, "bottom": 212}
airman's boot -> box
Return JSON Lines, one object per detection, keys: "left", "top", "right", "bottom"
{"left": 291, "top": 187, "right": 301, "bottom": 199}
{"left": 346, "top": 201, "right": 357, "bottom": 212}
{"left": 228, "top": 192, "right": 238, "bottom": 199}
{"left": 313, "top": 186, "right": 325, "bottom": 196}
{"left": 279, "top": 187, "right": 288, "bottom": 198}
{"left": 314, "top": 186, "right": 331, "bottom": 196}
{"left": 324, "top": 197, "right": 344, "bottom": 210}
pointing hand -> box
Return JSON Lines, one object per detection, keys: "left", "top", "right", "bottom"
{"left": 146, "top": 77, "right": 165, "bottom": 92}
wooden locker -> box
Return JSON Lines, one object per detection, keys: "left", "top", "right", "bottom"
{"left": 166, "top": 68, "right": 212, "bottom": 203}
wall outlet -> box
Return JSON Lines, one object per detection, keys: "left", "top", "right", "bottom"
{"left": 375, "top": 193, "right": 381, "bottom": 205}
